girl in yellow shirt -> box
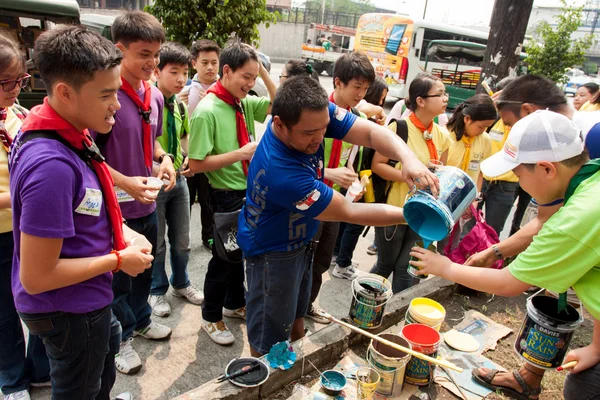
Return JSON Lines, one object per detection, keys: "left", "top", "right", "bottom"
{"left": 370, "top": 73, "right": 451, "bottom": 293}
{"left": 446, "top": 94, "right": 497, "bottom": 191}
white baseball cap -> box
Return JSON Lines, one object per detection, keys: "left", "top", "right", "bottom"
{"left": 480, "top": 110, "right": 585, "bottom": 178}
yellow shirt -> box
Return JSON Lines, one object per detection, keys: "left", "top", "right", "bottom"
{"left": 446, "top": 131, "right": 493, "bottom": 182}
{"left": 1, "top": 107, "right": 23, "bottom": 233}
{"left": 579, "top": 101, "right": 600, "bottom": 112}
{"left": 386, "top": 119, "right": 452, "bottom": 216}
{"left": 482, "top": 119, "right": 518, "bottom": 182}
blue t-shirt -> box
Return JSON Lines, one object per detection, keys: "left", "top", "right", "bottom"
{"left": 238, "top": 102, "right": 357, "bottom": 256}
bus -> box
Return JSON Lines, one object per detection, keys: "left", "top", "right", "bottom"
{"left": 354, "top": 13, "right": 489, "bottom": 100}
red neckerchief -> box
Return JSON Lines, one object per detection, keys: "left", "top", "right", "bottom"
{"left": 20, "top": 98, "right": 126, "bottom": 251}
{"left": 325, "top": 92, "right": 345, "bottom": 187}
{"left": 409, "top": 112, "right": 438, "bottom": 161}
{"left": 207, "top": 80, "right": 251, "bottom": 175}
{"left": 120, "top": 78, "right": 153, "bottom": 168}
{"left": 0, "top": 108, "right": 11, "bottom": 152}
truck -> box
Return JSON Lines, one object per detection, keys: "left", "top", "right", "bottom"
{"left": 301, "top": 44, "right": 344, "bottom": 77}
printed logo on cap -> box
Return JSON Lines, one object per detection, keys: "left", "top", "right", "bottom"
{"left": 504, "top": 140, "right": 517, "bottom": 159}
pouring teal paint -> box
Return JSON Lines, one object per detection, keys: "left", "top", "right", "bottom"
{"left": 404, "top": 167, "right": 477, "bottom": 244}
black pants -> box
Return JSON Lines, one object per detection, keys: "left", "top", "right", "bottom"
{"left": 310, "top": 221, "right": 340, "bottom": 305}
{"left": 187, "top": 173, "right": 213, "bottom": 243}
{"left": 201, "top": 189, "right": 246, "bottom": 322}
{"left": 509, "top": 184, "right": 532, "bottom": 236}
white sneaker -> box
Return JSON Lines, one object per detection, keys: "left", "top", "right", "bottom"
{"left": 134, "top": 321, "right": 172, "bottom": 340}
{"left": 172, "top": 284, "right": 204, "bottom": 305}
{"left": 6, "top": 390, "right": 30, "bottom": 400}
{"left": 330, "top": 255, "right": 337, "bottom": 266}
{"left": 223, "top": 306, "right": 246, "bottom": 320}
{"left": 149, "top": 295, "right": 171, "bottom": 317}
{"left": 202, "top": 320, "right": 235, "bottom": 345}
{"left": 115, "top": 392, "right": 133, "bottom": 400}
{"left": 115, "top": 338, "right": 142, "bottom": 375}
{"left": 332, "top": 264, "right": 359, "bottom": 280}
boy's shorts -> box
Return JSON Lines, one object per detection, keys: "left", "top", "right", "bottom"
{"left": 244, "top": 244, "right": 314, "bottom": 355}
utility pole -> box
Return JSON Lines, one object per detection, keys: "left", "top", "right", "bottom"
{"left": 423, "top": 0, "right": 428, "bottom": 19}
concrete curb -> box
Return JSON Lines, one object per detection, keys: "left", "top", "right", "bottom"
{"left": 174, "top": 277, "right": 454, "bottom": 400}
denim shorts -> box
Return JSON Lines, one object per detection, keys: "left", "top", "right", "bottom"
{"left": 244, "top": 244, "right": 313, "bottom": 355}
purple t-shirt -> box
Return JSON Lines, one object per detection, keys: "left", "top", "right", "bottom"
{"left": 91, "top": 85, "right": 164, "bottom": 220}
{"left": 10, "top": 136, "right": 113, "bottom": 314}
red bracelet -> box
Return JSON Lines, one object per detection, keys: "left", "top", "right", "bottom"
{"left": 111, "top": 250, "right": 122, "bottom": 273}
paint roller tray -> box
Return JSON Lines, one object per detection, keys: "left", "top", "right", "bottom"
{"left": 224, "top": 357, "right": 269, "bottom": 387}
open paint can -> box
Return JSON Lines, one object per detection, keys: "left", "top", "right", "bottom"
{"left": 401, "top": 323, "right": 441, "bottom": 386}
{"left": 367, "top": 333, "right": 412, "bottom": 396}
{"left": 349, "top": 274, "right": 392, "bottom": 329}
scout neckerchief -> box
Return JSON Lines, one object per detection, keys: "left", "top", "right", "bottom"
{"left": 324, "top": 92, "right": 346, "bottom": 187}
{"left": 207, "top": 80, "right": 251, "bottom": 176}
{"left": 409, "top": 112, "right": 438, "bottom": 160}
{"left": 0, "top": 104, "right": 27, "bottom": 152}
{"left": 120, "top": 77, "right": 153, "bottom": 168}
{"left": 460, "top": 135, "right": 475, "bottom": 172}
{"left": 163, "top": 94, "right": 179, "bottom": 158}
{"left": 557, "top": 158, "right": 600, "bottom": 313}
{"left": 20, "top": 98, "right": 126, "bottom": 251}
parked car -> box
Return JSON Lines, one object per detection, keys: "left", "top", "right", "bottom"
{"left": 561, "top": 68, "right": 598, "bottom": 95}
{"left": 249, "top": 51, "right": 271, "bottom": 97}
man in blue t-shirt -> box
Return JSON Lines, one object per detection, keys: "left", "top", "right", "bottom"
{"left": 238, "top": 76, "right": 438, "bottom": 356}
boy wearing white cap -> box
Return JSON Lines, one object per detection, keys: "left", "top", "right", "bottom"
{"left": 410, "top": 110, "right": 599, "bottom": 400}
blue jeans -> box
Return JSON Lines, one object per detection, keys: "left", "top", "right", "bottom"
{"left": 563, "top": 361, "right": 600, "bottom": 400}
{"left": 20, "top": 306, "right": 119, "bottom": 400}
{"left": 112, "top": 210, "right": 157, "bottom": 340}
{"left": 0, "top": 231, "right": 50, "bottom": 395}
{"left": 333, "top": 222, "right": 365, "bottom": 267}
{"left": 151, "top": 176, "right": 191, "bottom": 295}
{"left": 370, "top": 224, "right": 420, "bottom": 294}
{"left": 480, "top": 179, "right": 519, "bottom": 236}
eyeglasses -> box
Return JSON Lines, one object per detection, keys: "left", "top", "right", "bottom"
{"left": 279, "top": 74, "right": 288, "bottom": 79}
{"left": 0, "top": 74, "right": 31, "bottom": 92}
{"left": 422, "top": 92, "right": 449, "bottom": 99}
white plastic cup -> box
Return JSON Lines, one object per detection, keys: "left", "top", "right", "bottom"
{"left": 146, "top": 177, "right": 163, "bottom": 196}
{"left": 131, "top": 236, "right": 151, "bottom": 249}
{"left": 345, "top": 180, "right": 363, "bottom": 202}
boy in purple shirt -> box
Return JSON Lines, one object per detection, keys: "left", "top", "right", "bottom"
{"left": 93, "top": 11, "right": 176, "bottom": 375}
{"left": 9, "top": 25, "right": 152, "bottom": 400}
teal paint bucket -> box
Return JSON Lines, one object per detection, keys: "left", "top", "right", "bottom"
{"left": 404, "top": 166, "right": 477, "bottom": 242}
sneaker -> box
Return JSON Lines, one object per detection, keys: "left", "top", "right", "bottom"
{"left": 202, "top": 320, "right": 235, "bottom": 345}
{"left": 149, "top": 294, "right": 171, "bottom": 317}
{"left": 223, "top": 306, "right": 246, "bottom": 320}
{"left": 305, "top": 306, "right": 332, "bottom": 324}
{"left": 115, "top": 393, "right": 133, "bottom": 400}
{"left": 134, "top": 321, "right": 172, "bottom": 340}
{"left": 115, "top": 338, "right": 142, "bottom": 375}
{"left": 172, "top": 284, "right": 204, "bottom": 305}
{"left": 6, "top": 390, "right": 30, "bottom": 400}
{"left": 367, "top": 244, "right": 377, "bottom": 255}
{"left": 202, "top": 239, "right": 213, "bottom": 251}
{"left": 30, "top": 381, "right": 51, "bottom": 388}
{"left": 332, "top": 264, "right": 359, "bottom": 280}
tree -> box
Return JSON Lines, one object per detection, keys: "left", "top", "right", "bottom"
{"left": 302, "top": 0, "right": 375, "bottom": 14}
{"left": 146, "top": 0, "right": 277, "bottom": 48}
{"left": 525, "top": 0, "right": 593, "bottom": 84}
{"left": 478, "top": 0, "right": 534, "bottom": 93}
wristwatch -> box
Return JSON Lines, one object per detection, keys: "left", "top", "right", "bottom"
{"left": 159, "top": 153, "right": 175, "bottom": 164}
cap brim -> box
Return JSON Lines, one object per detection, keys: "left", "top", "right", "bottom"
{"left": 480, "top": 152, "right": 520, "bottom": 178}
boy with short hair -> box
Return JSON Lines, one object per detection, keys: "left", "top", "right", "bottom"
{"left": 94, "top": 10, "right": 176, "bottom": 375}
{"left": 187, "top": 42, "right": 276, "bottom": 345}
{"left": 10, "top": 24, "right": 152, "bottom": 400}
{"left": 186, "top": 39, "right": 220, "bottom": 250}
{"left": 149, "top": 42, "right": 204, "bottom": 318}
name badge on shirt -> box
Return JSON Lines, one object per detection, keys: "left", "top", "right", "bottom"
{"left": 490, "top": 130, "right": 504, "bottom": 142}
{"left": 468, "top": 160, "right": 480, "bottom": 171}
{"left": 115, "top": 187, "right": 135, "bottom": 203}
{"left": 75, "top": 188, "right": 103, "bottom": 217}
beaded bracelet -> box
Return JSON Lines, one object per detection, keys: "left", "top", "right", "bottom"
{"left": 492, "top": 244, "right": 504, "bottom": 260}
{"left": 111, "top": 250, "right": 122, "bottom": 273}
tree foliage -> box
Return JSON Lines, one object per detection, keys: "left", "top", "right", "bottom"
{"left": 146, "top": 0, "right": 277, "bottom": 48}
{"left": 301, "top": 0, "right": 375, "bottom": 14}
{"left": 525, "top": 0, "right": 593, "bottom": 84}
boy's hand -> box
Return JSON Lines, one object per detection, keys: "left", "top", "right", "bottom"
{"left": 121, "top": 176, "right": 158, "bottom": 204}
{"left": 237, "top": 142, "right": 258, "bottom": 161}
{"left": 181, "top": 156, "right": 194, "bottom": 177}
{"left": 563, "top": 344, "right": 600, "bottom": 374}
{"left": 465, "top": 247, "right": 497, "bottom": 268}
{"left": 119, "top": 246, "right": 154, "bottom": 277}
{"left": 401, "top": 157, "right": 439, "bottom": 197}
{"left": 325, "top": 167, "right": 358, "bottom": 189}
{"left": 409, "top": 246, "right": 452, "bottom": 277}
{"left": 158, "top": 156, "right": 176, "bottom": 191}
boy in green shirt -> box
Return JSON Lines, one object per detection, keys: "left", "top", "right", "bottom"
{"left": 150, "top": 42, "right": 204, "bottom": 317}
{"left": 187, "top": 42, "right": 276, "bottom": 345}
{"left": 410, "top": 110, "right": 600, "bottom": 400}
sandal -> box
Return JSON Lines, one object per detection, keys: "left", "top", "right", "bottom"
{"left": 471, "top": 369, "right": 541, "bottom": 400}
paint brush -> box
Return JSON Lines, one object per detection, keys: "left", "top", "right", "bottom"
{"left": 556, "top": 361, "right": 578, "bottom": 371}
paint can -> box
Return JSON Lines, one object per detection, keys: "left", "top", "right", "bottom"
{"left": 405, "top": 297, "right": 446, "bottom": 331}
{"left": 401, "top": 323, "right": 442, "bottom": 386}
{"left": 407, "top": 241, "right": 437, "bottom": 279}
{"left": 514, "top": 294, "right": 583, "bottom": 369}
{"left": 367, "top": 333, "right": 412, "bottom": 396}
{"left": 404, "top": 166, "right": 477, "bottom": 242}
{"left": 349, "top": 274, "right": 392, "bottom": 329}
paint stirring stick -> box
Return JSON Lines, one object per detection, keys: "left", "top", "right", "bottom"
{"left": 556, "top": 361, "right": 578, "bottom": 371}
{"left": 306, "top": 358, "right": 331, "bottom": 384}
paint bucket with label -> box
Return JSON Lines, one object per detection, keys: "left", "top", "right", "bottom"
{"left": 404, "top": 166, "right": 477, "bottom": 242}
{"left": 367, "top": 333, "right": 412, "bottom": 396}
{"left": 514, "top": 294, "right": 583, "bottom": 369}
{"left": 349, "top": 274, "right": 392, "bottom": 329}
{"left": 401, "top": 323, "right": 442, "bottom": 386}
{"left": 405, "top": 297, "right": 446, "bottom": 331}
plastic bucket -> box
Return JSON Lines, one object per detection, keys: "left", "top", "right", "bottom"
{"left": 401, "top": 323, "right": 442, "bottom": 386}
{"left": 405, "top": 297, "right": 446, "bottom": 331}
{"left": 404, "top": 166, "right": 477, "bottom": 242}
{"left": 367, "top": 334, "right": 411, "bottom": 396}
{"left": 514, "top": 294, "right": 583, "bottom": 369}
{"left": 349, "top": 274, "right": 392, "bottom": 329}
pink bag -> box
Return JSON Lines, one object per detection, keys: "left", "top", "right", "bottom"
{"left": 444, "top": 204, "right": 504, "bottom": 269}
